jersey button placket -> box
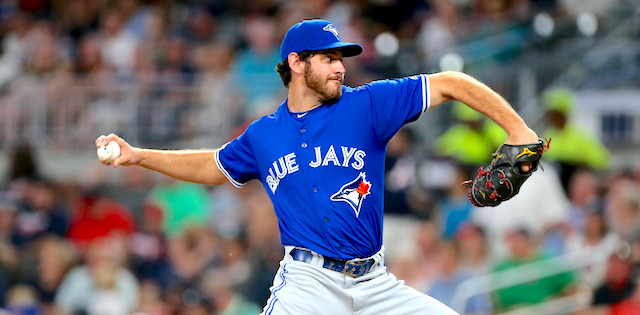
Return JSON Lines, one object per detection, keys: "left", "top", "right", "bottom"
{"left": 299, "top": 121, "right": 308, "bottom": 148}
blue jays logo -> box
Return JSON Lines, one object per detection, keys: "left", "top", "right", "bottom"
{"left": 330, "top": 172, "right": 371, "bottom": 217}
{"left": 323, "top": 24, "right": 340, "bottom": 40}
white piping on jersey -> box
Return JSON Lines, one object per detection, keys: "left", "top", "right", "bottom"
{"left": 421, "top": 74, "right": 430, "bottom": 112}
{"left": 214, "top": 143, "right": 246, "bottom": 188}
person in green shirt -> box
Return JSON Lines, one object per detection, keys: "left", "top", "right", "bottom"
{"left": 492, "top": 228, "right": 578, "bottom": 311}
{"left": 436, "top": 101, "right": 506, "bottom": 166}
{"left": 150, "top": 178, "right": 211, "bottom": 238}
{"left": 541, "top": 88, "right": 610, "bottom": 191}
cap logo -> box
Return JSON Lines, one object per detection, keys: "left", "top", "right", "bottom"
{"left": 323, "top": 24, "right": 340, "bottom": 40}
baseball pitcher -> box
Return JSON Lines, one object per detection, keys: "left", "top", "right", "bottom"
{"left": 96, "top": 19, "right": 543, "bottom": 314}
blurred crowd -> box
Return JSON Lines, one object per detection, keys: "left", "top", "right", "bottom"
{"left": 0, "top": 0, "right": 630, "bottom": 151}
{"left": 1, "top": 0, "right": 639, "bottom": 314}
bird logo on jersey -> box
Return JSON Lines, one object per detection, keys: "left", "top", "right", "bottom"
{"left": 330, "top": 172, "right": 371, "bottom": 217}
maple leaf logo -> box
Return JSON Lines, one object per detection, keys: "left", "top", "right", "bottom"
{"left": 330, "top": 172, "right": 372, "bottom": 217}
{"left": 357, "top": 181, "right": 371, "bottom": 196}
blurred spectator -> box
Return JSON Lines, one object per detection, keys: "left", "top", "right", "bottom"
{"left": 0, "top": 13, "right": 34, "bottom": 86}
{"left": 384, "top": 127, "right": 420, "bottom": 216}
{"left": 0, "top": 195, "right": 17, "bottom": 307}
{"left": 135, "top": 10, "right": 174, "bottom": 77}
{"left": 237, "top": 183, "right": 282, "bottom": 306}
{"left": 0, "top": 272, "right": 5, "bottom": 310}
{"left": 73, "top": 36, "right": 106, "bottom": 77}
{"left": 592, "top": 250, "right": 637, "bottom": 307}
{"left": 108, "top": 166, "right": 156, "bottom": 224}
{"left": 129, "top": 201, "right": 168, "bottom": 282}
{"left": 66, "top": 187, "right": 135, "bottom": 249}
{"left": 22, "top": 21, "right": 69, "bottom": 77}
{"left": 11, "top": 179, "right": 70, "bottom": 247}
{"left": 176, "top": 297, "right": 216, "bottom": 315}
{"left": 540, "top": 169, "right": 607, "bottom": 257}
{"left": 182, "top": 9, "right": 239, "bottom": 48}
{"left": 162, "top": 227, "right": 220, "bottom": 297}
{"left": 566, "top": 169, "right": 602, "bottom": 234}
{"left": 383, "top": 127, "right": 430, "bottom": 265}
{"left": 417, "top": 0, "right": 462, "bottom": 64}
{"left": 565, "top": 210, "right": 621, "bottom": 288}
{"left": 54, "top": 237, "right": 139, "bottom": 315}
{"left": 435, "top": 101, "right": 505, "bottom": 166}
{"left": 456, "top": 223, "right": 490, "bottom": 275}
{"left": 160, "top": 37, "right": 195, "bottom": 82}
{"left": 436, "top": 165, "right": 475, "bottom": 240}
{"left": 230, "top": 16, "right": 285, "bottom": 118}
{"left": 388, "top": 222, "right": 442, "bottom": 292}
{"left": 149, "top": 179, "right": 209, "bottom": 239}
{"left": 22, "top": 236, "right": 77, "bottom": 310}
{"left": 208, "top": 184, "right": 248, "bottom": 241}
{"left": 4, "top": 284, "right": 42, "bottom": 315}
{"left": 492, "top": 228, "right": 578, "bottom": 312}
{"left": 201, "top": 267, "right": 262, "bottom": 315}
{"left": 604, "top": 179, "right": 640, "bottom": 241}
{"left": 471, "top": 0, "right": 526, "bottom": 36}
{"left": 95, "top": 8, "right": 139, "bottom": 76}
{"left": 193, "top": 43, "right": 244, "bottom": 147}
{"left": 609, "top": 283, "right": 640, "bottom": 315}
{"left": 56, "top": 0, "right": 101, "bottom": 43}
{"left": 540, "top": 88, "right": 610, "bottom": 192}
{"left": 0, "top": 193, "right": 17, "bottom": 243}
{"left": 134, "top": 279, "right": 171, "bottom": 315}
{"left": 119, "top": 0, "right": 152, "bottom": 41}
{"left": 7, "top": 143, "right": 39, "bottom": 181}
{"left": 426, "top": 240, "right": 492, "bottom": 314}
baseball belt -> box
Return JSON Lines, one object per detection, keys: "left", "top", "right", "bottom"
{"left": 290, "top": 248, "right": 379, "bottom": 278}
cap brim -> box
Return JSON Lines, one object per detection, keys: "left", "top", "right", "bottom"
{"left": 308, "top": 42, "right": 363, "bottom": 57}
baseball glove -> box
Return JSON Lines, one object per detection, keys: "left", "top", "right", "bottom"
{"left": 463, "top": 138, "right": 550, "bottom": 207}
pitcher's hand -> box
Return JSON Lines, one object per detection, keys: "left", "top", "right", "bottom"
{"left": 95, "top": 133, "right": 139, "bottom": 168}
{"left": 505, "top": 127, "right": 539, "bottom": 172}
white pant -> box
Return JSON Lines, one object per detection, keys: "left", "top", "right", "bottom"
{"left": 261, "top": 246, "right": 458, "bottom": 315}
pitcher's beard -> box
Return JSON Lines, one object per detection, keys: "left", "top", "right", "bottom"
{"left": 304, "top": 67, "right": 342, "bottom": 104}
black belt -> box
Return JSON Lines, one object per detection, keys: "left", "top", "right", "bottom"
{"left": 290, "top": 248, "right": 378, "bottom": 278}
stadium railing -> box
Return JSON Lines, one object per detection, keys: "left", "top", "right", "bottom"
{"left": 449, "top": 238, "right": 624, "bottom": 314}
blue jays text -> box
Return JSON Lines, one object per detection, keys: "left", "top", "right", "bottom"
{"left": 266, "top": 145, "right": 366, "bottom": 194}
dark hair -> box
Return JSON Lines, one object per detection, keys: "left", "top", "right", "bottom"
{"left": 276, "top": 51, "right": 315, "bottom": 88}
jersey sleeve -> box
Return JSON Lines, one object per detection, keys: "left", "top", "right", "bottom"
{"left": 214, "top": 129, "right": 259, "bottom": 188}
{"left": 366, "top": 74, "right": 430, "bottom": 143}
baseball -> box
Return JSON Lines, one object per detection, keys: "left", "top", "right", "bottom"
{"left": 97, "top": 141, "right": 121, "bottom": 163}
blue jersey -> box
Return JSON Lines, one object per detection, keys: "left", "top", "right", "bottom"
{"left": 216, "top": 74, "right": 430, "bottom": 260}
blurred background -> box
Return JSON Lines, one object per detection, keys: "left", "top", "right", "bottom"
{"left": 0, "top": 0, "right": 639, "bottom": 314}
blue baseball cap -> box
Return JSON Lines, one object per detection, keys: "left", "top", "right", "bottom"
{"left": 280, "top": 19, "right": 363, "bottom": 61}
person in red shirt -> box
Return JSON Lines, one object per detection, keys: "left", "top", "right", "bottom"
{"left": 611, "top": 284, "right": 640, "bottom": 315}
{"left": 67, "top": 187, "right": 135, "bottom": 249}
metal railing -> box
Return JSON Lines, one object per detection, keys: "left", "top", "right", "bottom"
{"left": 450, "top": 239, "right": 622, "bottom": 314}
{"left": 0, "top": 74, "right": 246, "bottom": 152}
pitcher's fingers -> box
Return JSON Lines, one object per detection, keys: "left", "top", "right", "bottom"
{"left": 104, "top": 133, "right": 118, "bottom": 145}
{"left": 96, "top": 135, "right": 107, "bottom": 148}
